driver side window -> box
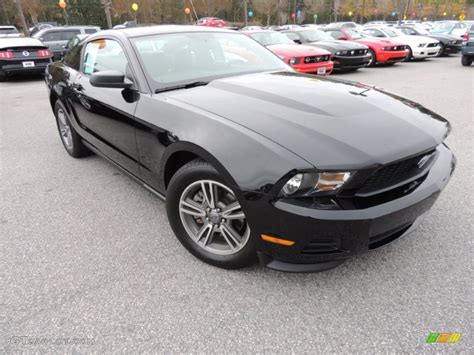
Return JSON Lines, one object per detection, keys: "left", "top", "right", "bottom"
{"left": 82, "top": 39, "right": 128, "bottom": 76}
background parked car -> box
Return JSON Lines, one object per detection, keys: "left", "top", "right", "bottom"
{"left": 282, "top": 28, "right": 370, "bottom": 71}
{"left": 397, "top": 25, "right": 462, "bottom": 56}
{"left": 29, "top": 22, "right": 58, "bottom": 36}
{"left": 244, "top": 30, "right": 333, "bottom": 75}
{"left": 431, "top": 21, "right": 468, "bottom": 38}
{"left": 363, "top": 26, "right": 440, "bottom": 60}
{"left": 196, "top": 17, "right": 227, "bottom": 27}
{"left": 32, "top": 26, "right": 100, "bottom": 60}
{"left": 0, "top": 37, "right": 52, "bottom": 81}
{"left": 0, "top": 26, "right": 21, "bottom": 38}
{"left": 324, "top": 28, "right": 408, "bottom": 67}
{"left": 461, "top": 24, "right": 474, "bottom": 66}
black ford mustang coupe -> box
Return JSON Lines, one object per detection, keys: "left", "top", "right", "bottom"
{"left": 45, "top": 26, "right": 455, "bottom": 272}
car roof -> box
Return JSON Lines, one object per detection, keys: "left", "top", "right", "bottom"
{"left": 0, "top": 25, "right": 17, "bottom": 29}
{"left": 34, "top": 25, "right": 100, "bottom": 36}
{"left": 89, "top": 25, "right": 236, "bottom": 40}
{"left": 0, "top": 37, "right": 44, "bottom": 49}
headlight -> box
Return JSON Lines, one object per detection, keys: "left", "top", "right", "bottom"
{"left": 450, "top": 40, "right": 457, "bottom": 44}
{"left": 418, "top": 43, "right": 426, "bottom": 47}
{"left": 280, "top": 172, "right": 352, "bottom": 197}
{"left": 335, "top": 51, "right": 341, "bottom": 55}
{"left": 289, "top": 57, "right": 300, "bottom": 65}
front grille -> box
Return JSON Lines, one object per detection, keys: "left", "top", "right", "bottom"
{"left": 302, "top": 239, "right": 344, "bottom": 255}
{"left": 339, "top": 49, "right": 367, "bottom": 56}
{"left": 357, "top": 150, "right": 436, "bottom": 195}
{"left": 304, "top": 55, "right": 330, "bottom": 63}
{"left": 427, "top": 43, "right": 438, "bottom": 48}
{"left": 386, "top": 45, "right": 406, "bottom": 51}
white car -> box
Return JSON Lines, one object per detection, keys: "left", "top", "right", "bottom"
{"left": 363, "top": 26, "right": 440, "bottom": 60}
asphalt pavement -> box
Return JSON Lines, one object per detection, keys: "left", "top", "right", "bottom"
{"left": 1, "top": 55, "right": 472, "bottom": 353}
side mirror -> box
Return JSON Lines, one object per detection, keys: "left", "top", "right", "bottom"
{"left": 338, "top": 36, "right": 347, "bottom": 40}
{"left": 293, "top": 39, "right": 302, "bottom": 44}
{"left": 90, "top": 70, "right": 133, "bottom": 89}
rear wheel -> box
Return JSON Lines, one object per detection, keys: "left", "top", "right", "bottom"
{"left": 54, "top": 100, "right": 91, "bottom": 158}
{"left": 166, "top": 160, "right": 256, "bottom": 269}
{"left": 367, "top": 49, "right": 377, "bottom": 67}
{"left": 461, "top": 55, "right": 472, "bottom": 66}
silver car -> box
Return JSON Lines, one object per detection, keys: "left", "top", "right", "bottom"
{"left": 32, "top": 26, "right": 100, "bottom": 60}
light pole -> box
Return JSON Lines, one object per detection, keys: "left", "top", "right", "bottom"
{"left": 244, "top": 0, "right": 248, "bottom": 26}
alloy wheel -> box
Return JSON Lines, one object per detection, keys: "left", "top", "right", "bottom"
{"left": 179, "top": 179, "right": 250, "bottom": 255}
{"left": 57, "top": 107, "right": 73, "bottom": 150}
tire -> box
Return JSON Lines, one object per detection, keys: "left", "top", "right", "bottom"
{"left": 0, "top": 70, "right": 6, "bottom": 82}
{"left": 405, "top": 47, "right": 413, "bottom": 61}
{"left": 166, "top": 159, "right": 257, "bottom": 269}
{"left": 367, "top": 49, "right": 377, "bottom": 67}
{"left": 54, "top": 100, "right": 91, "bottom": 158}
{"left": 461, "top": 55, "right": 472, "bottom": 66}
{"left": 437, "top": 43, "right": 445, "bottom": 57}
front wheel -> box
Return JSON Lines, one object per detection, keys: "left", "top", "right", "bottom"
{"left": 367, "top": 49, "right": 376, "bottom": 67}
{"left": 461, "top": 55, "right": 472, "bottom": 66}
{"left": 405, "top": 47, "right": 413, "bottom": 61}
{"left": 166, "top": 160, "right": 257, "bottom": 269}
{"left": 437, "top": 43, "right": 445, "bottom": 57}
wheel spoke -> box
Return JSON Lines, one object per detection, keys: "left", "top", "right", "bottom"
{"left": 196, "top": 223, "right": 214, "bottom": 245}
{"left": 180, "top": 199, "right": 206, "bottom": 217}
{"left": 58, "top": 110, "right": 67, "bottom": 126}
{"left": 222, "top": 201, "right": 245, "bottom": 220}
{"left": 201, "top": 181, "right": 217, "bottom": 208}
{"left": 220, "top": 224, "right": 242, "bottom": 249}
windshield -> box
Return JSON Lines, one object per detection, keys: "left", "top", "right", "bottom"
{"left": 346, "top": 29, "right": 365, "bottom": 39}
{"left": 132, "top": 32, "right": 290, "bottom": 91}
{"left": 431, "top": 23, "right": 454, "bottom": 33}
{"left": 299, "top": 30, "right": 333, "bottom": 42}
{"left": 382, "top": 27, "right": 402, "bottom": 37}
{"left": 249, "top": 31, "right": 293, "bottom": 46}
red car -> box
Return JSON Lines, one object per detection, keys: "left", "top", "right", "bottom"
{"left": 196, "top": 17, "right": 227, "bottom": 28}
{"left": 244, "top": 30, "right": 334, "bottom": 75}
{"left": 324, "top": 28, "right": 408, "bottom": 66}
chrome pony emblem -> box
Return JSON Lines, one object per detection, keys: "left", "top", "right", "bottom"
{"left": 417, "top": 153, "right": 434, "bottom": 169}
{"left": 22, "top": 50, "right": 30, "bottom": 56}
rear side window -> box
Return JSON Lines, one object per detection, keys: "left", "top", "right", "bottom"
{"left": 84, "top": 28, "right": 98, "bottom": 34}
{"left": 61, "top": 30, "right": 80, "bottom": 41}
{"left": 284, "top": 32, "right": 300, "bottom": 41}
{"left": 82, "top": 39, "right": 128, "bottom": 75}
{"left": 42, "top": 31, "right": 62, "bottom": 41}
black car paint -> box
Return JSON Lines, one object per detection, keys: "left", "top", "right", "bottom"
{"left": 282, "top": 29, "right": 371, "bottom": 70}
{"left": 45, "top": 26, "right": 455, "bottom": 272}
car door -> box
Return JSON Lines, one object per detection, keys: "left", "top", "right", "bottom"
{"left": 70, "top": 38, "right": 140, "bottom": 175}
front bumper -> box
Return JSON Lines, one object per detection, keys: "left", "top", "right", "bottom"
{"left": 377, "top": 50, "right": 408, "bottom": 63}
{"left": 246, "top": 144, "right": 455, "bottom": 272}
{"left": 292, "top": 61, "right": 334, "bottom": 75}
{"left": 444, "top": 43, "right": 462, "bottom": 53}
{"left": 332, "top": 54, "right": 371, "bottom": 70}
{"left": 412, "top": 45, "right": 441, "bottom": 58}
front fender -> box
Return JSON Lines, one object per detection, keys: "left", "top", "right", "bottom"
{"left": 134, "top": 94, "right": 313, "bottom": 194}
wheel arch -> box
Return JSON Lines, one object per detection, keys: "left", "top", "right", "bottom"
{"left": 161, "top": 141, "right": 239, "bottom": 192}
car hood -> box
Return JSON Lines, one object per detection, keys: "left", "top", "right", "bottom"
{"left": 164, "top": 72, "right": 449, "bottom": 169}
{"left": 395, "top": 34, "right": 439, "bottom": 45}
{"left": 305, "top": 40, "right": 367, "bottom": 53}
{"left": 267, "top": 44, "right": 331, "bottom": 57}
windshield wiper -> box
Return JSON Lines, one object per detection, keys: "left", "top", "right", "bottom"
{"left": 155, "top": 81, "right": 209, "bottom": 93}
